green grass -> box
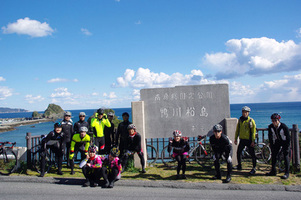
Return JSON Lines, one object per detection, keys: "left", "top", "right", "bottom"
{"left": 12, "top": 160, "right": 301, "bottom": 185}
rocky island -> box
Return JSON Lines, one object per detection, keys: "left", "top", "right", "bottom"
{"left": 0, "top": 104, "right": 65, "bottom": 133}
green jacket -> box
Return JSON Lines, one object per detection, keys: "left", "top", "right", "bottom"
{"left": 70, "top": 133, "right": 91, "bottom": 153}
{"left": 91, "top": 113, "right": 111, "bottom": 138}
{"left": 235, "top": 116, "right": 256, "bottom": 142}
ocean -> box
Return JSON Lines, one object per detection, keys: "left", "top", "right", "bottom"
{"left": 0, "top": 102, "right": 300, "bottom": 147}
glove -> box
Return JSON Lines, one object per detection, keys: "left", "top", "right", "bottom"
{"left": 125, "top": 150, "right": 133, "bottom": 156}
{"left": 102, "top": 114, "right": 107, "bottom": 120}
{"left": 69, "top": 153, "right": 74, "bottom": 160}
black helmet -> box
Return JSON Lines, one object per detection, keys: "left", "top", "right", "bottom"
{"left": 122, "top": 112, "right": 129, "bottom": 117}
{"left": 110, "top": 147, "right": 120, "bottom": 157}
{"left": 271, "top": 113, "right": 281, "bottom": 120}
{"left": 213, "top": 124, "right": 223, "bottom": 132}
{"left": 54, "top": 122, "right": 62, "bottom": 128}
{"left": 97, "top": 108, "right": 105, "bottom": 115}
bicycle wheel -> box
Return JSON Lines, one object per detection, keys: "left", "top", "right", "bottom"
{"left": 161, "top": 145, "right": 177, "bottom": 168}
{"left": 187, "top": 141, "right": 198, "bottom": 164}
{"left": 0, "top": 149, "right": 17, "bottom": 175}
{"left": 259, "top": 143, "right": 271, "bottom": 164}
{"left": 31, "top": 146, "right": 51, "bottom": 174}
{"left": 146, "top": 144, "right": 158, "bottom": 165}
{"left": 195, "top": 144, "right": 214, "bottom": 168}
{"left": 277, "top": 148, "right": 292, "bottom": 173}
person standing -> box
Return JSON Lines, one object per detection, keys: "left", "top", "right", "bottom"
{"left": 266, "top": 113, "right": 291, "bottom": 179}
{"left": 61, "top": 111, "right": 74, "bottom": 167}
{"left": 74, "top": 112, "right": 89, "bottom": 134}
{"left": 104, "top": 112, "right": 115, "bottom": 154}
{"left": 234, "top": 106, "right": 257, "bottom": 175}
{"left": 69, "top": 126, "right": 91, "bottom": 175}
{"left": 168, "top": 130, "right": 190, "bottom": 179}
{"left": 39, "top": 122, "right": 66, "bottom": 177}
{"left": 116, "top": 112, "right": 132, "bottom": 158}
{"left": 91, "top": 108, "right": 111, "bottom": 154}
{"left": 121, "top": 124, "right": 146, "bottom": 173}
{"left": 210, "top": 124, "right": 233, "bottom": 183}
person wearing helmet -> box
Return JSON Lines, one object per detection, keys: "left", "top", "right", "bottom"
{"left": 81, "top": 145, "right": 102, "bottom": 187}
{"left": 74, "top": 112, "right": 89, "bottom": 134}
{"left": 210, "top": 124, "right": 233, "bottom": 183}
{"left": 168, "top": 130, "right": 190, "bottom": 179}
{"left": 39, "top": 122, "right": 66, "bottom": 177}
{"left": 90, "top": 108, "right": 111, "bottom": 155}
{"left": 69, "top": 126, "right": 91, "bottom": 175}
{"left": 61, "top": 111, "right": 74, "bottom": 167}
{"left": 234, "top": 106, "right": 257, "bottom": 175}
{"left": 100, "top": 147, "right": 122, "bottom": 188}
{"left": 116, "top": 112, "right": 132, "bottom": 158}
{"left": 266, "top": 113, "right": 290, "bottom": 179}
{"left": 104, "top": 112, "right": 116, "bottom": 154}
{"left": 121, "top": 124, "right": 146, "bottom": 173}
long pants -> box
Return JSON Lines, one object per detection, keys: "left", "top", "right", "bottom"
{"left": 271, "top": 143, "right": 290, "bottom": 174}
{"left": 82, "top": 165, "right": 102, "bottom": 182}
{"left": 70, "top": 149, "right": 86, "bottom": 172}
{"left": 214, "top": 149, "right": 232, "bottom": 177}
{"left": 101, "top": 166, "right": 119, "bottom": 183}
{"left": 174, "top": 154, "right": 187, "bottom": 175}
{"left": 94, "top": 137, "right": 105, "bottom": 155}
{"left": 40, "top": 148, "right": 63, "bottom": 174}
{"left": 237, "top": 139, "right": 256, "bottom": 168}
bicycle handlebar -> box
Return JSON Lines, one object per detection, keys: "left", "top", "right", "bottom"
{"left": 0, "top": 141, "right": 16, "bottom": 148}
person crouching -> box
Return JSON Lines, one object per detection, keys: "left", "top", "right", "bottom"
{"left": 81, "top": 145, "right": 102, "bottom": 187}
{"left": 101, "top": 147, "right": 122, "bottom": 188}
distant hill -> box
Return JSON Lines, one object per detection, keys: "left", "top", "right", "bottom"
{"left": 0, "top": 107, "right": 29, "bottom": 113}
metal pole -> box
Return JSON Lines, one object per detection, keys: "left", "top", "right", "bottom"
{"left": 292, "top": 124, "right": 300, "bottom": 172}
{"left": 26, "top": 132, "right": 32, "bottom": 170}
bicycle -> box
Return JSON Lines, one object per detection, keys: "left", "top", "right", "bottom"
{"left": 161, "top": 135, "right": 213, "bottom": 168}
{"left": 241, "top": 142, "right": 271, "bottom": 164}
{"left": 0, "top": 141, "right": 18, "bottom": 175}
{"left": 146, "top": 144, "right": 158, "bottom": 165}
{"left": 31, "top": 139, "right": 57, "bottom": 175}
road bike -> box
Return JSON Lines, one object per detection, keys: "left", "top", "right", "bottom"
{"left": 161, "top": 135, "right": 213, "bottom": 168}
{"left": 31, "top": 139, "right": 57, "bottom": 175}
{"left": 241, "top": 142, "right": 271, "bottom": 164}
{"left": 0, "top": 141, "right": 18, "bottom": 175}
{"left": 146, "top": 144, "right": 158, "bottom": 165}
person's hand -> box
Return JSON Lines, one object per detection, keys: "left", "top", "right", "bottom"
{"left": 169, "top": 137, "right": 173, "bottom": 143}
{"left": 234, "top": 140, "right": 237, "bottom": 145}
{"left": 87, "top": 163, "right": 91, "bottom": 167}
{"left": 86, "top": 154, "right": 90, "bottom": 160}
{"left": 250, "top": 141, "right": 255, "bottom": 147}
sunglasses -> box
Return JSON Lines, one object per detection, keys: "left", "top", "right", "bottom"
{"left": 65, "top": 115, "right": 71, "bottom": 117}
{"left": 79, "top": 115, "right": 85, "bottom": 117}
{"left": 272, "top": 119, "right": 278, "bottom": 122}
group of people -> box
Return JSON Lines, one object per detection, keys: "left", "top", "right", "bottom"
{"left": 39, "top": 109, "right": 146, "bottom": 188}
{"left": 168, "top": 106, "right": 291, "bottom": 183}
{"left": 39, "top": 106, "right": 291, "bottom": 187}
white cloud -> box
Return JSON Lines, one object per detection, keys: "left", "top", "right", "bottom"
{"left": 230, "top": 81, "right": 255, "bottom": 96}
{"left": 25, "top": 94, "right": 44, "bottom": 104}
{"left": 135, "top": 20, "right": 142, "bottom": 25}
{"left": 103, "top": 92, "right": 117, "bottom": 99}
{"left": 91, "top": 92, "right": 99, "bottom": 96}
{"left": 48, "top": 78, "right": 78, "bottom": 83}
{"left": 203, "top": 37, "right": 301, "bottom": 79}
{"left": 2, "top": 17, "right": 54, "bottom": 38}
{"left": 0, "top": 77, "right": 6, "bottom": 81}
{"left": 50, "top": 88, "right": 73, "bottom": 98}
{"left": 0, "top": 86, "right": 13, "bottom": 100}
{"left": 114, "top": 68, "right": 219, "bottom": 89}
{"left": 81, "top": 28, "right": 92, "bottom": 36}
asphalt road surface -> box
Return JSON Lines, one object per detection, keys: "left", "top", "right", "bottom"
{"left": 1, "top": 181, "right": 300, "bottom": 200}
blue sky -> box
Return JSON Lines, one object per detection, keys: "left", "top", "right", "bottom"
{"left": 0, "top": 0, "right": 301, "bottom": 111}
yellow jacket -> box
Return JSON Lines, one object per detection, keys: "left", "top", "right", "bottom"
{"left": 235, "top": 117, "right": 256, "bottom": 142}
{"left": 91, "top": 113, "right": 111, "bottom": 137}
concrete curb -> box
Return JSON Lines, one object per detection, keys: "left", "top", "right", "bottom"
{"left": 1, "top": 176, "right": 300, "bottom": 192}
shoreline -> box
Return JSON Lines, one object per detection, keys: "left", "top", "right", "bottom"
{"left": 0, "top": 118, "right": 53, "bottom": 133}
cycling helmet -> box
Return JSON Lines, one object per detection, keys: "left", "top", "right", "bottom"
{"left": 80, "top": 126, "right": 88, "bottom": 132}
{"left": 107, "top": 112, "right": 114, "bottom": 117}
{"left": 64, "top": 111, "right": 72, "bottom": 116}
{"left": 173, "top": 130, "right": 182, "bottom": 137}
{"left": 127, "top": 124, "right": 136, "bottom": 130}
{"left": 88, "top": 145, "right": 98, "bottom": 153}
{"left": 79, "top": 112, "right": 86, "bottom": 116}
{"left": 213, "top": 124, "right": 223, "bottom": 132}
{"left": 110, "top": 147, "right": 120, "bottom": 157}
{"left": 122, "top": 112, "right": 129, "bottom": 117}
{"left": 242, "top": 106, "right": 251, "bottom": 112}
{"left": 54, "top": 122, "right": 62, "bottom": 128}
{"left": 271, "top": 113, "right": 281, "bottom": 120}
{"left": 97, "top": 108, "right": 105, "bottom": 115}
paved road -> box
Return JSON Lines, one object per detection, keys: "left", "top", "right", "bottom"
{"left": 1, "top": 181, "right": 301, "bottom": 200}
{"left": 1, "top": 176, "right": 300, "bottom": 200}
